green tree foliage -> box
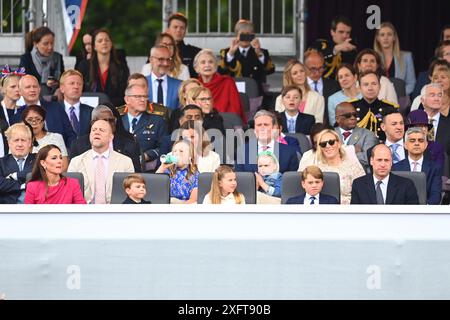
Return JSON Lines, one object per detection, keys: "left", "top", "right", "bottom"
{"left": 72, "top": 0, "right": 162, "bottom": 56}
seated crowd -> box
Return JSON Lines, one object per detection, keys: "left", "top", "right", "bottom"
{"left": 0, "top": 14, "right": 449, "bottom": 205}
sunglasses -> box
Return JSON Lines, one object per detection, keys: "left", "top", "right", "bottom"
{"left": 319, "top": 139, "right": 338, "bottom": 148}
{"left": 337, "top": 112, "right": 358, "bottom": 119}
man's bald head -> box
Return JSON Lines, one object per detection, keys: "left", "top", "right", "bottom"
{"left": 19, "top": 75, "right": 41, "bottom": 104}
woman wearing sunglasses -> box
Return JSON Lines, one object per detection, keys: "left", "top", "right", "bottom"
{"left": 310, "top": 129, "right": 365, "bottom": 204}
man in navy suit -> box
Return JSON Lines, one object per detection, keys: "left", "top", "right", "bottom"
{"left": 278, "top": 85, "right": 315, "bottom": 135}
{"left": 122, "top": 84, "right": 167, "bottom": 172}
{"left": 59, "top": 70, "right": 92, "bottom": 137}
{"left": 145, "top": 45, "right": 182, "bottom": 111}
{"left": 351, "top": 144, "right": 419, "bottom": 204}
{"left": 235, "top": 110, "right": 299, "bottom": 173}
{"left": 0, "top": 123, "right": 35, "bottom": 203}
{"left": 393, "top": 128, "right": 442, "bottom": 204}
{"left": 17, "top": 75, "right": 76, "bottom": 147}
{"left": 286, "top": 166, "right": 339, "bottom": 204}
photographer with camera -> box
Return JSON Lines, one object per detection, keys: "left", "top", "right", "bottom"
{"left": 218, "top": 19, "right": 275, "bottom": 97}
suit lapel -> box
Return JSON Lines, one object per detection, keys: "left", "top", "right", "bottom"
{"left": 385, "top": 174, "right": 398, "bottom": 204}
{"left": 82, "top": 150, "right": 95, "bottom": 200}
{"left": 122, "top": 114, "right": 130, "bottom": 132}
{"left": 365, "top": 175, "right": 378, "bottom": 203}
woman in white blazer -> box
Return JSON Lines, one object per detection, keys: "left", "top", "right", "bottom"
{"left": 374, "top": 22, "right": 416, "bottom": 96}
{"left": 275, "top": 59, "right": 325, "bottom": 123}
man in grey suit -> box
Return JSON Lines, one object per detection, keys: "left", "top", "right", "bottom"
{"left": 334, "top": 102, "right": 378, "bottom": 171}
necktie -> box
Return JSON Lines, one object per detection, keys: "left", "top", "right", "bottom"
{"left": 94, "top": 156, "right": 107, "bottom": 204}
{"left": 131, "top": 117, "right": 138, "bottom": 133}
{"left": 156, "top": 79, "right": 164, "bottom": 105}
{"left": 390, "top": 143, "right": 400, "bottom": 164}
{"left": 288, "top": 119, "right": 296, "bottom": 133}
{"left": 342, "top": 131, "right": 352, "bottom": 140}
{"left": 242, "top": 49, "right": 246, "bottom": 57}
{"left": 412, "top": 161, "right": 419, "bottom": 172}
{"left": 261, "top": 145, "right": 270, "bottom": 151}
{"left": 309, "top": 196, "right": 316, "bottom": 205}
{"left": 376, "top": 180, "right": 384, "bottom": 204}
{"left": 69, "top": 106, "right": 80, "bottom": 135}
{"left": 17, "top": 158, "right": 25, "bottom": 171}
{"left": 428, "top": 118, "right": 435, "bottom": 141}
{"left": 313, "top": 81, "right": 319, "bottom": 92}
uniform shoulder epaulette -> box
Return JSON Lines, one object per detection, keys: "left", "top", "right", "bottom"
{"left": 381, "top": 99, "right": 399, "bottom": 109}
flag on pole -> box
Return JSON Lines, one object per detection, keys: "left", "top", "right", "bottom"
{"left": 62, "top": 0, "right": 89, "bottom": 53}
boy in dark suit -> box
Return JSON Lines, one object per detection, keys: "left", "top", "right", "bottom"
{"left": 122, "top": 174, "right": 151, "bottom": 204}
{"left": 286, "top": 165, "right": 339, "bottom": 204}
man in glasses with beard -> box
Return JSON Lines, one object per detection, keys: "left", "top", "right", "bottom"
{"left": 334, "top": 102, "right": 378, "bottom": 171}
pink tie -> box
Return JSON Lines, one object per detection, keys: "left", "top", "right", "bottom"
{"left": 412, "top": 161, "right": 418, "bottom": 172}
{"left": 94, "top": 156, "right": 107, "bottom": 204}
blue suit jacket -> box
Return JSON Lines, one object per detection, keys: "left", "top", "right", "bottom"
{"left": 146, "top": 74, "right": 181, "bottom": 110}
{"left": 122, "top": 112, "right": 168, "bottom": 161}
{"left": 0, "top": 153, "right": 35, "bottom": 203}
{"left": 350, "top": 173, "right": 419, "bottom": 204}
{"left": 286, "top": 193, "right": 339, "bottom": 204}
{"left": 57, "top": 102, "right": 93, "bottom": 137}
{"left": 235, "top": 142, "right": 299, "bottom": 173}
{"left": 280, "top": 112, "right": 315, "bottom": 135}
{"left": 393, "top": 157, "right": 442, "bottom": 205}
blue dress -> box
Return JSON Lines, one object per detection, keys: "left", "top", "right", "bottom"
{"left": 166, "top": 168, "right": 199, "bottom": 200}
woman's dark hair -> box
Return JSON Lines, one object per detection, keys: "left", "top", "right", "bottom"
{"left": 22, "top": 104, "right": 47, "bottom": 134}
{"left": 335, "top": 63, "right": 358, "bottom": 80}
{"left": 25, "top": 26, "right": 55, "bottom": 52}
{"left": 29, "top": 145, "right": 67, "bottom": 197}
{"left": 89, "top": 29, "right": 122, "bottom": 92}
{"left": 354, "top": 48, "right": 384, "bottom": 76}
{"left": 22, "top": 121, "right": 39, "bottom": 147}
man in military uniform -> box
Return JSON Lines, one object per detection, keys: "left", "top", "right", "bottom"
{"left": 117, "top": 73, "right": 170, "bottom": 122}
{"left": 309, "top": 15, "right": 357, "bottom": 79}
{"left": 351, "top": 71, "right": 398, "bottom": 141}
{"left": 121, "top": 84, "right": 168, "bottom": 172}
{"left": 166, "top": 12, "right": 202, "bottom": 78}
{"left": 218, "top": 19, "right": 275, "bottom": 96}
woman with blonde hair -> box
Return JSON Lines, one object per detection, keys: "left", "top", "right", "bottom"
{"left": 141, "top": 32, "right": 189, "bottom": 81}
{"left": 203, "top": 165, "right": 245, "bottom": 204}
{"left": 1, "top": 72, "right": 23, "bottom": 127}
{"left": 178, "top": 120, "right": 221, "bottom": 173}
{"left": 275, "top": 59, "right": 325, "bottom": 123}
{"left": 373, "top": 22, "right": 416, "bottom": 96}
{"left": 311, "top": 129, "right": 365, "bottom": 204}
{"left": 156, "top": 140, "right": 199, "bottom": 204}
{"left": 168, "top": 78, "right": 202, "bottom": 132}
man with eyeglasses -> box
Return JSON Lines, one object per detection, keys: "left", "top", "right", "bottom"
{"left": 16, "top": 75, "right": 76, "bottom": 147}
{"left": 334, "top": 102, "right": 378, "bottom": 171}
{"left": 146, "top": 45, "right": 182, "bottom": 111}
{"left": 309, "top": 15, "right": 357, "bottom": 80}
{"left": 304, "top": 49, "right": 340, "bottom": 125}
{"left": 122, "top": 84, "right": 167, "bottom": 172}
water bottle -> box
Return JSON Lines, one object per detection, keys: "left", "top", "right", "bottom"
{"left": 160, "top": 153, "right": 178, "bottom": 164}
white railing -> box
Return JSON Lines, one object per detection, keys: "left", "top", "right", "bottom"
{"left": 164, "top": 0, "right": 301, "bottom": 57}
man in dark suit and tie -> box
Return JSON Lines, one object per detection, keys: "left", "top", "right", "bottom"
{"left": 286, "top": 165, "right": 339, "bottom": 204}
{"left": 304, "top": 49, "right": 340, "bottom": 125}
{"left": 235, "top": 110, "right": 299, "bottom": 173}
{"left": 59, "top": 70, "right": 92, "bottom": 138}
{"left": 334, "top": 102, "right": 378, "bottom": 171}
{"left": 0, "top": 123, "right": 35, "bottom": 203}
{"left": 351, "top": 144, "right": 419, "bottom": 204}
{"left": 278, "top": 85, "right": 315, "bottom": 135}
{"left": 145, "top": 45, "right": 182, "bottom": 111}
{"left": 17, "top": 75, "right": 76, "bottom": 147}
{"left": 393, "top": 127, "right": 442, "bottom": 204}
{"left": 122, "top": 84, "right": 167, "bottom": 172}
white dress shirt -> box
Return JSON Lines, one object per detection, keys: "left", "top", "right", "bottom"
{"left": 385, "top": 139, "right": 406, "bottom": 162}
{"left": 339, "top": 127, "right": 354, "bottom": 145}
{"left": 257, "top": 140, "right": 275, "bottom": 155}
{"left": 409, "top": 156, "right": 423, "bottom": 172}
{"left": 151, "top": 73, "right": 168, "bottom": 106}
{"left": 64, "top": 101, "right": 81, "bottom": 122}
{"left": 373, "top": 174, "right": 390, "bottom": 203}
{"left": 285, "top": 112, "right": 299, "bottom": 133}
{"left": 307, "top": 77, "right": 324, "bottom": 96}
{"left": 226, "top": 46, "right": 265, "bottom": 64}
{"left": 303, "top": 192, "right": 320, "bottom": 205}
